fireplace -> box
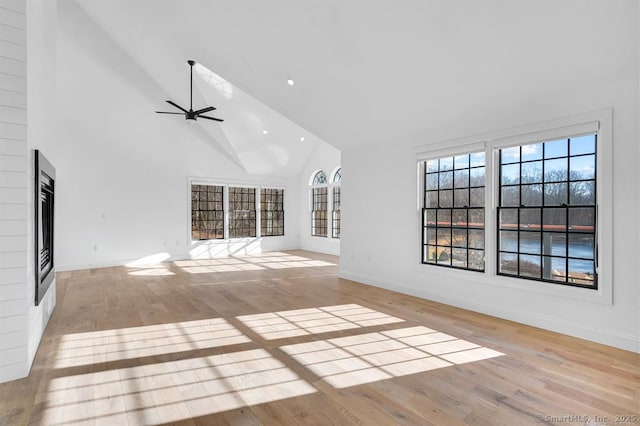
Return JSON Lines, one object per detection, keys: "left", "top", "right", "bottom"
{"left": 34, "top": 150, "right": 55, "bottom": 306}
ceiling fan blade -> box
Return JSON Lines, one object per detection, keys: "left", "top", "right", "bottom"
{"left": 156, "top": 111, "right": 184, "bottom": 115}
{"left": 199, "top": 115, "right": 224, "bottom": 122}
{"left": 194, "top": 106, "right": 216, "bottom": 115}
{"left": 166, "top": 100, "right": 188, "bottom": 112}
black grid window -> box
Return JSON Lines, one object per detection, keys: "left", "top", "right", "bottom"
{"left": 261, "top": 188, "right": 284, "bottom": 236}
{"left": 312, "top": 187, "right": 328, "bottom": 237}
{"left": 497, "top": 135, "right": 597, "bottom": 288}
{"left": 229, "top": 187, "right": 256, "bottom": 238}
{"left": 191, "top": 184, "right": 224, "bottom": 240}
{"left": 332, "top": 186, "right": 341, "bottom": 239}
{"left": 422, "top": 152, "right": 485, "bottom": 271}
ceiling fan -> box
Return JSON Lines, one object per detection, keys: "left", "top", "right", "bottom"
{"left": 156, "top": 60, "right": 224, "bottom": 123}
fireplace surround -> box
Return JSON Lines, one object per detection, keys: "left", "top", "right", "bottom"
{"left": 34, "top": 150, "right": 55, "bottom": 306}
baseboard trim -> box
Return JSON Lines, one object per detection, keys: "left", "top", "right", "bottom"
{"left": 339, "top": 270, "right": 639, "bottom": 354}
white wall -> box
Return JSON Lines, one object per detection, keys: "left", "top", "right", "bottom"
{"left": 0, "top": 0, "right": 29, "bottom": 383}
{"left": 26, "top": 0, "right": 56, "bottom": 369}
{"left": 0, "top": 0, "right": 56, "bottom": 384}
{"left": 298, "top": 140, "right": 341, "bottom": 255}
{"left": 341, "top": 74, "right": 640, "bottom": 351}
{"left": 53, "top": 1, "right": 300, "bottom": 271}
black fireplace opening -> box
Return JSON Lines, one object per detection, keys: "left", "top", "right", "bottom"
{"left": 35, "top": 150, "right": 55, "bottom": 306}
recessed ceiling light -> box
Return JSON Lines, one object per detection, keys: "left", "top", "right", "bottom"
{"left": 287, "top": 78, "right": 295, "bottom": 87}
{"left": 300, "top": 137, "right": 305, "bottom": 142}
{"left": 262, "top": 130, "right": 268, "bottom": 135}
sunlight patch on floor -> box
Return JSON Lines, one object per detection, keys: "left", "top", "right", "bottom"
{"left": 281, "top": 326, "right": 503, "bottom": 389}
{"left": 53, "top": 318, "right": 251, "bottom": 368}
{"left": 43, "top": 348, "right": 316, "bottom": 425}
{"left": 237, "top": 304, "right": 404, "bottom": 340}
{"left": 127, "top": 265, "right": 176, "bottom": 276}
{"left": 174, "top": 253, "right": 336, "bottom": 274}
{"left": 179, "top": 263, "right": 267, "bottom": 273}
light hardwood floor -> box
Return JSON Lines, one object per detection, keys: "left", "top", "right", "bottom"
{"left": 1, "top": 250, "right": 638, "bottom": 425}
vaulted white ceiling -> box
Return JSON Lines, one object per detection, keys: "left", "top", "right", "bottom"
{"left": 73, "top": 0, "right": 636, "bottom": 154}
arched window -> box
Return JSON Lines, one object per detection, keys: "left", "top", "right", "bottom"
{"left": 312, "top": 171, "right": 328, "bottom": 185}
{"left": 310, "top": 171, "right": 328, "bottom": 236}
{"left": 332, "top": 168, "right": 341, "bottom": 238}
{"left": 333, "top": 168, "right": 342, "bottom": 184}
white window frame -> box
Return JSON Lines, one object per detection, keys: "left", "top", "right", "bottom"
{"left": 188, "top": 177, "right": 286, "bottom": 242}
{"left": 418, "top": 145, "right": 487, "bottom": 271}
{"left": 414, "top": 109, "right": 613, "bottom": 305}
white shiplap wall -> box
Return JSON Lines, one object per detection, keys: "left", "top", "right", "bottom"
{"left": 0, "top": 0, "right": 28, "bottom": 383}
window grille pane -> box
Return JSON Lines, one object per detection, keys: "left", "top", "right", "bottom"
{"left": 439, "top": 190, "right": 453, "bottom": 207}
{"left": 521, "top": 143, "right": 542, "bottom": 162}
{"left": 470, "top": 152, "right": 485, "bottom": 167}
{"left": 499, "top": 252, "right": 518, "bottom": 275}
{"left": 454, "top": 154, "right": 469, "bottom": 169}
{"left": 454, "top": 169, "right": 469, "bottom": 188}
{"left": 470, "top": 167, "right": 485, "bottom": 186}
{"left": 568, "top": 259, "right": 595, "bottom": 285}
{"left": 544, "top": 139, "right": 568, "bottom": 158}
{"left": 544, "top": 158, "right": 567, "bottom": 182}
{"left": 451, "top": 209, "right": 467, "bottom": 226}
{"left": 542, "top": 233, "right": 567, "bottom": 257}
{"left": 543, "top": 183, "right": 568, "bottom": 205}
{"left": 468, "top": 209, "right": 484, "bottom": 228}
{"left": 519, "top": 254, "right": 541, "bottom": 278}
{"left": 521, "top": 184, "right": 542, "bottom": 206}
{"left": 454, "top": 189, "right": 469, "bottom": 208}
{"left": 501, "top": 164, "right": 520, "bottom": 185}
{"left": 426, "top": 174, "right": 438, "bottom": 190}
{"left": 436, "top": 247, "right": 451, "bottom": 265}
{"left": 568, "top": 207, "right": 595, "bottom": 230}
{"left": 501, "top": 186, "right": 519, "bottom": 207}
{"left": 542, "top": 256, "right": 567, "bottom": 282}
{"left": 519, "top": 232, "right": 541, "bottom": 255}
{"left": 452, "top": 229, "right": 467, "bottom": 248}
{"left": 468, "top": 230, "right": 485, "bottom": 250}
{"left": 520, "top": 209, "right": 541, "bottom": 229}
{"left": 501, "top": 147, "right": 520, "bottom": 164}
{"left": 439, "top": 157, "right": 454, "bottom": 171}
{"left": 569, "top": 181, "right": 595, "bottom": 205}
{"left": 569, "top": 135, "right": 595, "bottom": 156}
{"left": 521, "top": 161, "right": 543, "bottom": 184}
{"left": 469, "top": 187, "right": 485, "bottom": 207}
{"left": 570, "top": 155, "right": 595, "bottom": 180}
{"left": 439, "top": 171, "right": 453, "bottom": 189}
{"left": 468, "top": 249, "right": 484, "bottom": 270}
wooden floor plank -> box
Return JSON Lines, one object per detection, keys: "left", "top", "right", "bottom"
{"left": 0, "top": 250, "right": 638, "bottom": 425}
